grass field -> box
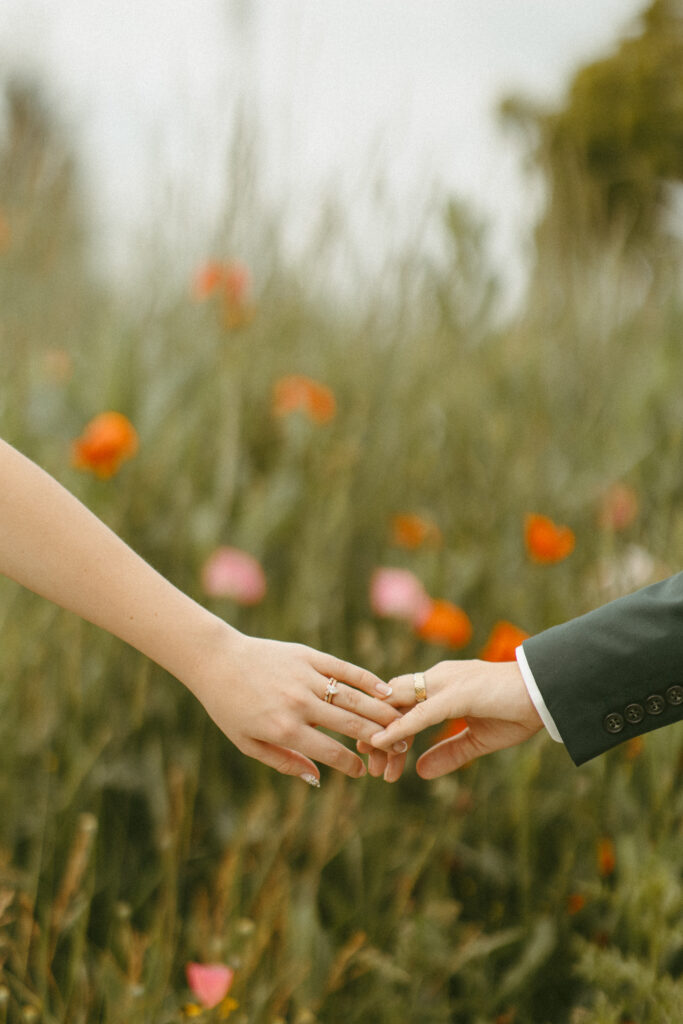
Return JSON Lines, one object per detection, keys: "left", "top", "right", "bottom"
{"left": 1, "top": 82, "right": 682, "bottom": 1023}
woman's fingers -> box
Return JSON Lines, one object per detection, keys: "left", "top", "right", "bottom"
{"left": 311, "top": 681, "right": 401, "bottom": 740}
{"left": 311, "top": 650, "right": 393, "bottom": 699}
{"left": 245, "top": 738, "right": 321, "bottom": 783}
{"left": 297, "top": 726, "right": 367, "bottom": 778}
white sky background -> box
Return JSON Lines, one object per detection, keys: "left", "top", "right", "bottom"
{"left": 0, "top": 0, "right": 645, "bottom": 304}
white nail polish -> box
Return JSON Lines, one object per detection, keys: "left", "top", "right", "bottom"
{"left": 300, "top": 773, "right": 320, "bottom": 788}
{"left": 375, "top": 682, "right": 393, "bottom": 696}
{"left": 392, "top": 740, "right": 408, "bottom": 754}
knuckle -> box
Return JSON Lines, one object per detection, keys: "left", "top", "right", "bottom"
{"left": 276, "top": 716, "right": 298, "bottom": 746}
{"left": 289, "top": 688, "right": 309, "bottom": 714}
{"left": 273, "top": 755, "right": 297, "bottom": 776}
{"left": 342, "top": 687, "right": 359, "bottom": 711}
{"left": 330, "top": 657, "right": 347, "bottom": 680}
{"left": 326, "top": 744, "right": 350, "bottom": 770}
{"left": 343, "top": 714, "right": 361, "bottom": 737}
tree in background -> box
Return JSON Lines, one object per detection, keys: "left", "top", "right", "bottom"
{"left": 500, "top": 0, "right": 683, "bottom": 295}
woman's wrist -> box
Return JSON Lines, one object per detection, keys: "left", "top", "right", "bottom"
{"left": 154, "top": 599, "right": 245, "bottom": 697}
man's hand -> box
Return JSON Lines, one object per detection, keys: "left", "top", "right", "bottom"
{"left": 369, "top": 660, "right": 543, "bottom": 778}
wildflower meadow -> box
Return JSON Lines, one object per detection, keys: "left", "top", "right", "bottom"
{"left": 1, "top": 40, "right": 683, "bottom": 1024}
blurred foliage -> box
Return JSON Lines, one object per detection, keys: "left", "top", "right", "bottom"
{"left": 1, "top": 21, "right": 683, "bottom": 1023}
{"left": 501, "top": 0, "right": 683, "bottom": 287}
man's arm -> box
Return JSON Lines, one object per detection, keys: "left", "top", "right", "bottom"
{"left": 521, "top": 572, "right": 683, "bottom": 764}
{"left": 370, "top": 573, "right": 683, "bottom": 772}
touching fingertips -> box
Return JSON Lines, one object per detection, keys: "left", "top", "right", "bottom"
{"left": 375, "top": 681, "right": 393, "bottom": 697}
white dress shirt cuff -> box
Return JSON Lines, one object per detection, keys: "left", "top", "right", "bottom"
{"left": 515, "top": 644, "right": 563, "bottom": 743}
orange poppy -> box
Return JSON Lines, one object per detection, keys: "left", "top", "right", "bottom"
{"left": 192, "top": 262, "right": 226, "bottom": 300}
{"left": 480, "top": 621, "right": 530, "bottom": 662}
{"left": 192, "top": 261, "right": 249, "bottom": 301}
{"left": 597, "top": 836, "right": 616, "bottom": 877}
{"left": 72, "top": 412, "right": 138, "bottom": 478}
{"left": 566, "top": 893, "right": 586, "bottom": 915}
{"left": 624, "top": 735, "right": 644, "bottom": 761}
{"left": 434, "top": 717, "right": 469, "bottom": 743}
{"left": 415, "top": 600, "right": 472, "bottom": 649}
{"left": 272, "top": 375, "right": 337, "bottom": 425}
{"left": 391, "top": 513, "right": 442, "bottom": 549}
{"left": 525, "top": 514, "right": 575, "bottom": 564}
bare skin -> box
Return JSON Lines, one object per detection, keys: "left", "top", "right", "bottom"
{"left": 367, "top": 659, "right": 543, "bottom": 778}
{"left": 0, "top": 437, "right": 404, "bottom": 785}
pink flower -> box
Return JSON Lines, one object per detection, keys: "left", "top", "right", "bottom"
{"left": 186, "top": 963, "right": 235, "bottom": 1009}
{"left": 369, "top": 568, "right": 431, "bottom": 623}
{"left": 201, "top": 547, "right": 267, "bottom": 605}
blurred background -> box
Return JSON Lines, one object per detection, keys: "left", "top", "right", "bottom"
{"left": 1, "top": 2, "right": 683, "bottom": 1022}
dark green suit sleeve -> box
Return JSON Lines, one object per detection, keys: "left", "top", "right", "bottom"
{"left": 521, "top": 572, "right": 683, "bottom": 765}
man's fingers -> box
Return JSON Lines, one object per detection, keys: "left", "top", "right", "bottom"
{"left": 383, "top": 671, "right": 430, "bottom": 708}
{"left": 383, "top": 750, "right": 407, "bottom": 783}
{"left": 371, "top": 694, "right": 451, "bottom": 750}
{"left": 369, "top": 747, "right": 388, "bottom": 777}
{"left": 415, "top": 733, "right": 477, "bottom": 778}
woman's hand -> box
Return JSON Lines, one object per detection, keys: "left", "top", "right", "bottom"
{"left": 369, "top": 660, "right": 543, "bottom": 778}
{"left": 188, "top": 625, "right": 406, "bottom": 785}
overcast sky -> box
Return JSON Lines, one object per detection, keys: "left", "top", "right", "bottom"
{"left": 0, "top": 0, "right": 645, "bottom": 299}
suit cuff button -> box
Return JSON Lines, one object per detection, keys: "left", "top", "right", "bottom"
{"left": 645, "top": 694, "right": 665, "bottom": 715}
{"left": 604, "top": 712, "right": 625, "bottom": 734}
{"left": 665, "top": 685, "right": 683, "bottom": 706}
{"left": 624, "top": 702, "right": 644, "bottom": 724}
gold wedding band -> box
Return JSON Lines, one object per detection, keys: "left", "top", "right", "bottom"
{"left": 413, "top": 672, "right": 427, "bottom": 703}
{"left": 324, "top": 678, "right": 340, "bottom": 703}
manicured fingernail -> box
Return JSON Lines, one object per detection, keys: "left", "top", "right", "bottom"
{"left": 392, "top": 740, "right": 408, "bottom": 754}
{"left": 300, "top": 773, "right": 320, "bottom": 788}
{"left": 375, "top": 682, "right": 393, "bottom": 696}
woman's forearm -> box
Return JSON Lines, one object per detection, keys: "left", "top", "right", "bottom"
{"left": 0, "top": 437, "right": 226, "bottom": 686}
{"left": 0, "top": 436, "right": 404, "bottom": 781}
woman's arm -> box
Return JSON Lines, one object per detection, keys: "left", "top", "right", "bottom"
{"left": 0, "top": 438, "right": 402, "bottom": 784}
